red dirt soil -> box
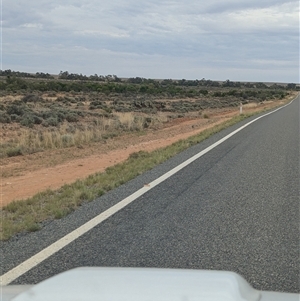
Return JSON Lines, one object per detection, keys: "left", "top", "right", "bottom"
{"left": 0, "top": 101, "right": 287, "bottom": 207}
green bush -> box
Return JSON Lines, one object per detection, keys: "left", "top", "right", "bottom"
{"left": 61, "top": 134, "right": 73, "bottom": 144}
{"left": 65, "top": 113, "right": 79, "bottom": 122}
{"left": 6, "top": 103, "right": 28, "bottom": 116}
{"left": 43, "top": 117, "right": 59, "bottom": 127}
{"left": 33, "top": 115, "right": 43, "bottom": 124}
{"left": 20, "top": 114, "right": 35, "bottom": 127}
{"left": 7, "top": 146, "right": 24, "bottom": 157}
{"left": 10, "top": 114, "right": 21, "bottom": 122}
{"left": 199, "top": 89, "right": 208, "bottom": 95}
{"left": 0, "top": 112, "right": 11, "bottom": 123}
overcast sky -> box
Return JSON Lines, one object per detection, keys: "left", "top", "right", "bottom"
{"left": 2, "top": 0, "right": 299, "bottom": 82}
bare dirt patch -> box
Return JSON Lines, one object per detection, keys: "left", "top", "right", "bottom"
{"left": 0, "top": 100, "right": 288, "bottom": 206}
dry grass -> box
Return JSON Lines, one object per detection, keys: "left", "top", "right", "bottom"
{"left": 0, "top": 112, "right": 257, "bottom": 240}
{"left": 0, "top": 94, "right": 295, "bottom": 239}
{"left": 0, "top": 112, "right": 169, "bottom": 157}
{"left": 4, "top": 124, "right": 104, "bottom": 152}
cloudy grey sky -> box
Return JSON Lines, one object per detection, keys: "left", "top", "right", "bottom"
{"left": 2, "top": 0, "right": 299, "bottom": 82}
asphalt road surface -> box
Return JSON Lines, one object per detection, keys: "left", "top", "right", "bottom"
{"left": 1, "top": 96, "right": 299, "bottom": 293}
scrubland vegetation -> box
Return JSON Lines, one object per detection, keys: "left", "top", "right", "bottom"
{"left": 0, "top": 70, "right": 298, "bottom": 240}
{"left": 1, "top": 113, "right": 255, "bottom": 240}
{"left": 1, "top": 70, "right": 297, "bottom": 159}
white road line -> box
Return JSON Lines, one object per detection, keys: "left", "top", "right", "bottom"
{"left": 0, "top": 97, "right": 297, "bottom": 286}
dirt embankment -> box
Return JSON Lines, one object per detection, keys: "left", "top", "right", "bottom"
{"left": 0, "top": 100, "right": 288, "bottom": 207}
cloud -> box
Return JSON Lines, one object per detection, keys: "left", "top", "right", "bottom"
{"left": 203, "top": 0, "right": 295, "bottom": 13}
{"left": 2, "top": 0, "right": 299, "bottom": 82}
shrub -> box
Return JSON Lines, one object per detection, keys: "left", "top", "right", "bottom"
{"left": 77, "top": 111, "right": 85, "bottom": 117}
{"left": 141, "top": 108, "right": 157, "bottom": 114}
{"left": 55, "top": 96, "right": 65, "bottom": 102}
{"left": 56, "top": 111, "right": 67, "bottom": 122}
{"left": 115, "top": 106, "right": 130, "bottom": 112}
{"left": 0, "top": 112, "right": 11, "bottom": 123}
{"left": 69, "top": 98, "right": 77, "bottom": 103}
{"left": 6, "top": 104, "right": 27, "bottom": 116}
{"left": 103, "top": 107, "right": 112, "bottom": 114}
{"left": 7, "top": 146, "right": 24, "bottom": 157}
{"left": 43, "top": 117, "right": 59, "bottom": 127}
{"left": 10, "top": 114, "right": 21, "bottom": 122}
{"left": 27, "top": 223, "right": 41, "bottom": 232}
{"left": 65, "top": 113, "right": 79, "bottom": 122}
{"left": 48, "top": 117, "right": 59, "bottom": 126}
{"left": 21, "top": 94, "right": 43, "bottom": 103}
{"left": 33, "top": 115, "right": 43, "bottom": 124}
{"left": 61, "top": 134, "right": 74, "bottom": 144}
{"left": 128, "top": 150, "right": 149, "bottom": 159}
{"left": 20, "top": 114, "right": 35, "bottom": 127}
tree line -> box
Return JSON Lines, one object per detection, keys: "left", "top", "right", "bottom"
{"left": 0, "top": 69, "right": 298, "bottom": 92}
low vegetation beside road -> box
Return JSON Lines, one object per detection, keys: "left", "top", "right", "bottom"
{"left": 0, "top": 70, "right": 298, "bottom": 240}
{"left": 0, "top": 72, "right": 295, "bottom": 158}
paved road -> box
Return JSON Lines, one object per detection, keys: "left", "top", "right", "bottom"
{"left": 1, "top": 96, "right": 299, "bottom": 293}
